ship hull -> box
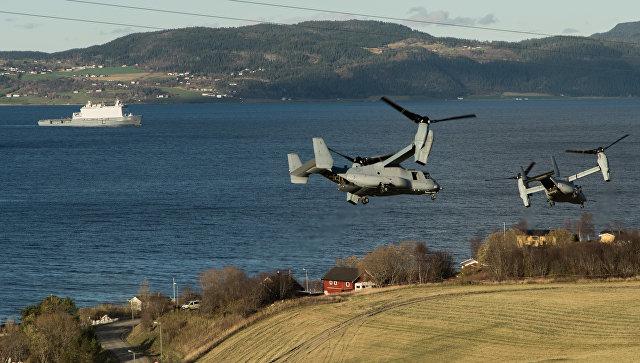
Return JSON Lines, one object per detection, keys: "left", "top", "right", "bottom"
{"left": 38, "top": 115, "right": 142, "bottom": 127}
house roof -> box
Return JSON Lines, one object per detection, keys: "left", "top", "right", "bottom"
{"left": 322, "top": 267, "right": 361, "bottom": 282}
{"left": 460, "top": 258, "right": 478, "bottom": 267}
{"left": 599, "top": 230, "right": 620, "bottom": 235}
{"left": 262, "top": 271, "right": 305, "bottom": 291}
{"left": 523, "top": 229, "right": 551, "bottom": 236}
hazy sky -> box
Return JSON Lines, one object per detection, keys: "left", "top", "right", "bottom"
{"left": 2, "top": 0, "right": 639, "bottom": 52}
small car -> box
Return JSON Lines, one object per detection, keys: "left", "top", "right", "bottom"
{"left": 180, "top": 300, "right": 200, "bottom": 310}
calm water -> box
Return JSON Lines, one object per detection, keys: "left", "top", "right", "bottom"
{"left": 1, "top": 99, "right": 639, "bottom": 320}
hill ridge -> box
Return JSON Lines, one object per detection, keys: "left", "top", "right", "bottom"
{"left": 3, "top": 19, "right": 640, "bottom": 101}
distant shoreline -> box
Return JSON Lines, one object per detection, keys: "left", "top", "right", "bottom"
{"left": 0, "top": 95, "right": 638, "bottom": 107}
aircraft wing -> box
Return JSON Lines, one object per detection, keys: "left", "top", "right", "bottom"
{"left": 353, "top": 186, "right": 376, "bottom": 196}
{"left": 526, "top": 185, "right": 546, "bottom": 194}
{"left": 380, "top": 143, "right": 414, "bottom": 167}
{"left": 528, "top": 171, "right": 555, "bottom": 191}
{"left": 567, "top": 166, "right": 601, "bottom": 182}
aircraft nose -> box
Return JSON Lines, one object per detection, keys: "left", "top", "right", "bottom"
{"left": 433, "top": 183, "right": 441, "bottom": 192}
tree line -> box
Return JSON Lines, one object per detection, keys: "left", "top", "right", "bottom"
{"left": 472, "top": 226, "right": 640, "bottom": 281}
{"left": 337, "top": 241, "right": 456, "bottom": 286}
{"left": 4, "top": 20, "right": 640, "bottom": 98}
{"left": 0, "top": 296, "right": 105, "bottom": 362}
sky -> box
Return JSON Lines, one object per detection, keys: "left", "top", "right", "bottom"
{"left": 1, "top": 0, "right": 639, "bottom": 52}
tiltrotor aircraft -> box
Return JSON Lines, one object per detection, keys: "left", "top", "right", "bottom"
{"left": 287, "top": 97, "right": 476, "bottom": 204}
{"left": 489, "top": 135, "right": 629, "bottom": 207}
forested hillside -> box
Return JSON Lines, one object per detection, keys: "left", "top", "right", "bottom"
{"left": 592, "top": 21, "right": 640, "bottom": 43}
{"left": 2, "top": 20, "right": 640, "bottom": 101}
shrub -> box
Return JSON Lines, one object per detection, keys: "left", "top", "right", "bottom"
{"left": 200, "top": 266, "right": 260, "bottom": 316}
{"left": 477, "top": 228, "right": 640, "bottom": 280}
{"left": 356, "top": 241, "right": 455, "bottom": 286}
{"left": 137, "top": 280, "right": 173, "bottom": 327}
{"left": 0, "top": 321, "right": 29, "bottom": 363}
{"left": 3, "top": 296, "right": 102, "bottom": 363}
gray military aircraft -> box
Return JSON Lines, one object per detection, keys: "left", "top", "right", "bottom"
{"left": 287, "top": 97, "right": 476, "bottom": 204}
{"left": 490, "top": 135, "right": 629, "bottom": 207}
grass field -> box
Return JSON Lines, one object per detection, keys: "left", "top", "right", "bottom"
{"left": 0, "top": 91, "right": 132, "bottom": 105}
{"left": 197, "top": 280, "right": 640, "bottom": 362}
{"left": 21, "top": 66, "right": 145, "bottom": 81}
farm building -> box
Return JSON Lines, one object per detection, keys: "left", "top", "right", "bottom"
{"left": 598, "top": 230, "right": 626, "bottom": 244}
{"left": 599, "top": 231, "right": 616, "bottom": 243}
{"left": 261, "top": 270, "right": 305, "bottom": 298}
{"left": 516, "top": 229, "right": 556, "bottom": 247}
{"left": 322, "top": 267, "right": 366, "bottom": 295}
{"left": 516, "top": 229, "right": 580, "bottom": 247}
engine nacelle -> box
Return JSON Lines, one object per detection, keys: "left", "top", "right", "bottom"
{"left": 414, "top": 125, "right": 433, "bottom": 165}
{"left": 517, "top": 177, "right": 530, "bottom": 207}
{"left": 597, "top": 152, "right": 610, "bottom": 181}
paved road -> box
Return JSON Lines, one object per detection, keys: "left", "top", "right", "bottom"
{"left": 94, "top": 318, "right": 152, "bottom": 362}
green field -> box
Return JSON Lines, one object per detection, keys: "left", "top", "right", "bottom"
{"left": 0, "top": 90, "right": 132, "bottom": 105}
{"left": 196, "top": 281, "right": 640, "bottom": 362}
{"left": 21, "top": 66, "right": 144, "bottom": 80}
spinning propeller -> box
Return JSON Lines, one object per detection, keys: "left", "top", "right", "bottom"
{"left": 328, "top": 147, "right": 393, "bottom": 166}
{"left": 380, "top": 96, "right": 477, "bottom": 124}
{"left": 566, "top": 134, "right": 629, "bottom": 155}
{"left": 485, "top": 162, "right": 537, "bottom": 181}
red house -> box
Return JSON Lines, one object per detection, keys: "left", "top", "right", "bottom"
{"left": 322, "top": 267, "right": 363, "bottom": 295}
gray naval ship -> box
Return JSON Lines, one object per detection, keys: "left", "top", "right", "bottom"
{"left": 38, "top": 99, "right": 141, "bottom": 127}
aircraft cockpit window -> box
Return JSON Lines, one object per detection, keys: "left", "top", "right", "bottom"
{"left": 412, "top": 171, "right": 419, "bottom": 180}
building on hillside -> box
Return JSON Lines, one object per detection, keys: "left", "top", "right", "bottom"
{"left": 460, "top": 258, "right": 479, "bottom": 270}
{"left": 261, "top": 270, "right": 305, "bottom": 298}
{"left": 128, "top": 296, "right": 142, "bottom": 311}
{"left": 516, "top": 229, "right": 580, "bottom": 247}
{"left": 517, "top": 229, "right": 579, "bottom": 247}
{"left": 354, "top": 281, "right": 376, "bottom": 291}
{"left": 322, "top": 267, "right": 367, "bottom": 295}
{"left": 599, "top": 230, "right": 618, "bottom": 244}
{"left": 516, "top": 229, "right": 555, "bottom": 247}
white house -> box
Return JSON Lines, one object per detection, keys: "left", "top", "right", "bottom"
{"left": 354, "top": 281, "right": 375, "bottom": 291}
{"left": 128, "top": 296, "right": 142, "bottom": 311}
{"left": 460, "top": 258, "right": 479, "bottom": 269}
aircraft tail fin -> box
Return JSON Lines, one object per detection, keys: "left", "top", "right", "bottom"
{"left": 288, "top": 153, "right": 310, "bottom": 184}
{"left": 312, "top": 138, "right": 333, "bottom": 170}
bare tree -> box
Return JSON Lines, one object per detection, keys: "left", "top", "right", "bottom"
{"left": 359, "top": 241, "right": 454, "bottom": 286}
{"left": 577, "top": 213, "right": 595, "bottom": 241}
{"left": 336, "top": 255, "right": 359, "bottom": 268}
{"left": 469, "top": 236, "right": 483, "bottom": 258}
{"left": 414, "top": 242, "right": 429, "bottom": 284}
{"left": 0, "top": 321, "right": 29, "bottom": 362}
{"left": 513, "top": 218, "right": 529, "bottom": 232}
{"left": 200, "top": 267, "right": 259, "bottom": 316}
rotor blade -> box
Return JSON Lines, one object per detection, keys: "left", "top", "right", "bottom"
{"left": 529, "top": 170, "right": 555, "bottom": 181}
{"left": 430, "top": 114, "right": 477, "bottom": 122}
{"left": 523, "top": 162, "right": 536, "bottom": 175}
{"left": 327, "top": 147, "right": 355, "bottom": 162}
{"left": 360, "top": 153, "right": 395, "bottom": 165}
{"left": 604, "top": 134, "right": 629, "bottom": 150}
{"left": 380, "top": 96, "right": 426, "bottom": 123}
{"left": 565, "top": 149, "right": 598, "bottom": 154}
{"left": 484, "top": 176, "right": 518, "bottom": 181}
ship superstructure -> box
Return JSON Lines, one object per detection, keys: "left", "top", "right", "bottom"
{"left": 38, "top": 99, "right": 141, "bottom": 127}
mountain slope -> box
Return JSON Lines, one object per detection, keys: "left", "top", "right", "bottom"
{"left": 592, "top": 21, "right": 640, "bottom": 42}
{"left": 3, "top": 20, "right": 640, "bottom": 100}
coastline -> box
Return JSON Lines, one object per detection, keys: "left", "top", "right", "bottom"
{"left": 0, "top": 95, "right": 638, "bottom": 107}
